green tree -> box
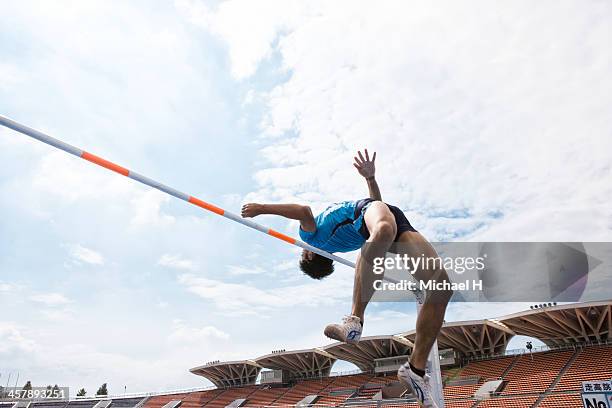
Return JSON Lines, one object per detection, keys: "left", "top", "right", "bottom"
{"left": 96, "top": 383, "right": 108, "bottom": 396}
{"left": 77, "top": 389, "right": 87, "bottom": 397}
{"left": 23, "top": 381, "right": 32, "bottom": 391}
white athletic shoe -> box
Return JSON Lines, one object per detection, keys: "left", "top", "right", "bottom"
{"left": 397, "top": 363, "right": 439, "bottom": 408}
{"left": 323, "top": 315, "right": 362, "bottom": 344}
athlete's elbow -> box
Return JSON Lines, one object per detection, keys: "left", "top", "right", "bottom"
{"left": 300, "top": 205, "right": 314, "bottom": 221}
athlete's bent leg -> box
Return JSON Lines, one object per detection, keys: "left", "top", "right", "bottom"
{"left": 352, "top": 201, "right": 397, "bottom": 321}
{"left": 395, "top": 231, "right": 451, "bottom": 408}
{"left": 398, "top": 231, "right": 452, "bottom": 370}
{"left": 324, "top": 201, "right": 396, "bottom": 343}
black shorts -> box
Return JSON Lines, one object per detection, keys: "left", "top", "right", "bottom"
{"left": 354, "top": 198, "right": 417, "bottom": 241}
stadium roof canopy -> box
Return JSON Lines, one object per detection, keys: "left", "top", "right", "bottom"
{"left": 322, "top": 335, "right": 413, "bottom": 371}
{"left": 189, "top": 300, "right": 612, "bottom": 385}
{"left": 401, "top": 319, "right": 514, "bottom": 357}
{"left": 254, "top": 348, "right": 336, "bottom": 379}
{"left": 189, "top": 360, "right": 261, "bottom": 388}
{"left": 499, "top": 300, "right": 612, "bottom": 346}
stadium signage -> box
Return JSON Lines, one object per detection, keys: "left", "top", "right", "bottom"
{"left": 582, "top": 380, "right": 612, "bottom": 408}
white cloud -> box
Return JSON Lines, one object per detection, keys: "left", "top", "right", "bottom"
{"left": 29, "top": 293, "right": 72, "bottom": 306}
{"left": 158, "top": 254, "right": 196, "bottom": 271}
{"left": 0, "top": 282, "right": 16, "bottom": 292}
{"left": 32, "top": 152, "right": 137, "bottom": 204}
{"left": 226, "top": 264, "right": 265, "bottom": 275}
{"left": 366, "top": 309, "right": 416, "bottom": 323}
{"left": 169, "top": 320, "right": 230, "bottom": 345}
{"left": 445, "top": 302, "right": 533, "bottom": 323}
{"left": 41, "top": 308, "right": 75, "bottom": 322}
{"left": 130, "top": 190, "right": 176, "bottom": 227}
{"left": 0, "top": 0, "right": 244, "bottom": 395}
{"left": 273, "top": 259, "right": 296, "bottom": 272}
{"left": 66, "top": 244, "right": 105, "bottom": 265}
{"left": 178, "top": 271, "right": 353, "bottom": 315}
{"left": 0, "top": 62, "right": 23, "bottom": 91}
{"left": 183, "top": 0, "right": 612, "bottom": 242}
{"left": 0, "top": 322, "right": 36, "bottom": 353}
{"left": 176, "top": 0, "right": 312, "bottom": 79}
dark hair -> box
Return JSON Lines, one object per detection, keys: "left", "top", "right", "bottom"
{"left": 299, "top": 254, "right": 334, "bottom": 280}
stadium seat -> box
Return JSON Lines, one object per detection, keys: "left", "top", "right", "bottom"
{"left": 554, "top": 345, "right": 612, "bottom": 392}
{"left": 537, "top": 392, "right": 583, "bottom": 407}
{"left": 204, "top": 386, "right": 257, "bottom": 408}
{"left": 501, "top": 350, "right": 574, "bottom": 395}
{"left": 243, "top": 386, "right": 288, "bottom": 407}
{"left": 477, "top": 395, "right": 538, "bottom": 407}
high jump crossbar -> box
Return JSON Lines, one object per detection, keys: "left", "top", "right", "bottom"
{"left": 0, "top": 114, "right": 444, "bottom": 406}
{"left": 0, "top": 114, "right": 356, "bottom": 267}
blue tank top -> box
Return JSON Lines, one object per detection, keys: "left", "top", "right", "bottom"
{"left": 298, "top": 200, "right": 367, "bottom": 253}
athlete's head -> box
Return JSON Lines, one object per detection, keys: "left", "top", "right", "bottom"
{"left": 299, "top": 250, "right": 334, "bottom": 280}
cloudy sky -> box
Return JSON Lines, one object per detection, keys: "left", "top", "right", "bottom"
{"left": 1, "top": 0, "right": 611, "bottom": 397}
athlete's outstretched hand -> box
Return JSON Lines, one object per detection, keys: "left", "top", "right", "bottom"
{"left": 241, "top": 203, "right": 263, "bottom": 218}
{"left": 353, "top": 149, "right": 376, "bottom": 179}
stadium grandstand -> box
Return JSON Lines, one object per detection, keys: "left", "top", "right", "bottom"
{"left": 2, "top": 300, "right": 610, "bottom": 408}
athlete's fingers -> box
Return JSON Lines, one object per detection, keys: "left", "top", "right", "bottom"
{"left": 354, "top": 156, "right": 363, "bottom": 166}
{"left": 353, "top": 163, "right": 361, "bottom": 170}
{"left": 241, "top": 203, "right": 256, "bottom": 218}
{"left": 365, "top": 149, "right": 370, "bottom": 161}
{"left": 358, "top": 150, "right": 365, "bottom": 163}
{"left": 372, "top": 151, "right": 376, "bottom": 162}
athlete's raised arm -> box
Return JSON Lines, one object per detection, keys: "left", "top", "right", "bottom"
{"left": 353, "top": 149, "right": 381, "bottom": 201}
{"left": 241, "top": 203, "right": 316, "bottom": 232}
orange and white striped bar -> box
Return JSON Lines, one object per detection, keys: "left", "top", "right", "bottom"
{"left": 0, "top": 114, "right": 356, "bottom": 268}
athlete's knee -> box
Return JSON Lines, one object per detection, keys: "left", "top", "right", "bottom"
{"left": 370, "top": 220, "right": 396, "bottom": 241}
{"left": 426, "top": 286, "right": 452, "bottom": 306}
{"left": 434, "top": 286, "right": 453, "bottom": 304}
{"left": 429, "top": 268, "right": 453, "bottom": 304}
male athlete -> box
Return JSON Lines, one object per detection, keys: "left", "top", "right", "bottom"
{"left": 241, "top": 150, "right": 452, "bottom": 408}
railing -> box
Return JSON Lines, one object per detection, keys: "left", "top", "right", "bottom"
{"left": 261, "top": 369, "right": 369, "bottom": 383}
{"left": 70, "top": 369, "right": 370, "bottom": 402}
{"left": 462, "top": 338, "right": 612, "bottom": 364}
{"left": 73, "top": 385, "right": 218, "bottom": 400}
{"left": 329, "top": 370, "right": 364, "bottom": 377}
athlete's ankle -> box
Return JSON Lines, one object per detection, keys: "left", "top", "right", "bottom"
{"left": 409, "top": 362, "right": 426, "bottom": 378}
{"left": 350, "top": 314, "right": 364, "bottom": 325}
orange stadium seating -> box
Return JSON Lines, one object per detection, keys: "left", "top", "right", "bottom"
{"left": 144, "top": 393, "right": 190, "bottom": 408}
{"left": 554, "top": 345, "right": 612, "bottom": 392}
{"left": 443, "top": 383, "right": 481, "bottom": 401}
{"left": 244, "top": 386, "right": 289, "bottom": 407}
{"left": 501, "top": 350, "right": 574, "bottom": 395}
{"left": 445, "top": 400, "right": 477, "bottom": 408}
{"left": 440, "top": 355, "right": 515, "bottom": 402}
{"left": 180, "top": 390, "right": 223, "bottom": 408}
{"left": 460, "top": 356, "right": 516, "bottom": 380}
{"left": 537, "top": 392, "right": 583, "bottom": 407}
{"left": 477, "top": 395, "right": 539, "bottom": 407}
{"left": 271, "top": 378, "right": 334, "bottom": 406}
{"left": 314, "top": 374, "right": 374, "bottom": 406}
{"left": 23, "top": 343, "right": 612, "bottom": 408}
{"left": 205, "top": 386, "right": 257, "bottom": 408}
